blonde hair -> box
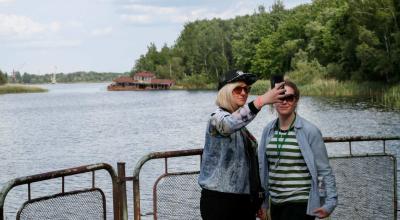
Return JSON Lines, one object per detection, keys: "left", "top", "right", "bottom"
{"left": 215, "top": 82, "right": 241, "bottom": 113}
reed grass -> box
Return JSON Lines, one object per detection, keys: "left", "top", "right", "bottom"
{"left": 174, "top": 74, "right": 217, "bottom": 90}
{"left": 0, "top": 84, "right": 48, "bottom": 94}
{"left": 250, "top": 80, "right": 270, "bottom": 95}
{"left": 250, "top": 79, "right": 400, "bottom": 109}
{"left": 381, "top": 85, "right": 400, "bottom": 109}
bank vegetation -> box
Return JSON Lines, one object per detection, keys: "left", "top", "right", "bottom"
{"left": 0, "top": 84, "right": 47, "bottom": 95}
{"left": 131, "top": 0, "right": 400, "bottom": 108}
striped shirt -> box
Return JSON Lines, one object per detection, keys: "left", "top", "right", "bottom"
{"left": 266, "top": 128, "right": 311, "bottom": 204}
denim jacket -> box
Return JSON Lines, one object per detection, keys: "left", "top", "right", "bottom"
{"left": 198, "top": 103, "right": 258, "bottom": 194}
{"left": 258, "top": 115, "right": 338, "bottom": 215}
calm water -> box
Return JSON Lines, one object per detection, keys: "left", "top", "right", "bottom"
{"left": 1, "top": 83, "right": 400, "bottom": 218}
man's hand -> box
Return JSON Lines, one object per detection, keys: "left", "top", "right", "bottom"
{"left": 313, "top": 207, "right": 330, "bottom": 219}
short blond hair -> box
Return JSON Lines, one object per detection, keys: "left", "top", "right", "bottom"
{"left": 215, "top": 82, "right": 241, "bottom": 113}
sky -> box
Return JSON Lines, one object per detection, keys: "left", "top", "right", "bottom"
{"left": 0, "top": 0, "right": 311, "bottom": 75}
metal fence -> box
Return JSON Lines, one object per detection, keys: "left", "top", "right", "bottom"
{"left": 17, "top": 188, "right": 106, "bottom": 220}
{"left": 154, "top": 172, "right": 201, "bottom": 220}
{"left": 1, "top": 136, "right": 399, "bottom": 220}
{"left": 0, "top": 163, "right": 121, "bottom": 220}
{"left": 130, "top": 136, "right": 400, "bottom": 220}
{"left": 329, "top": 155, "right": 396, "bottom": 220}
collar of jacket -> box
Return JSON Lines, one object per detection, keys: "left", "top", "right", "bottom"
{"left": 270, "top": 113, "right": 304, "bottom": 132}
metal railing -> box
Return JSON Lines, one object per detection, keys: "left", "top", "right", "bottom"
{"left": 1, "top": 136, "right": 399, "bottom": 220}
{"left": 323, "top": 135, "right": 400, "bottom": 155}
{"left": 129, "top": 136, "right": 400, "bottom": 220}
{"left": 0, "top": 163, "right": 121, "bottom": 220}
{"left": 130, "top": 149, "right": 202, "bottom": 220}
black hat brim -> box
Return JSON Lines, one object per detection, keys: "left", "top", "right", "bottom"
{"left": 218, "top": 73, "right": 258, "bottom": 90}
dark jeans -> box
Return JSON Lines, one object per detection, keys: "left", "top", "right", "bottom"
{"left": 271, "top": 202, "right": 315, "bottom": 220}
{"left": 200, "top": 189, "right": 256, "bottom": 220}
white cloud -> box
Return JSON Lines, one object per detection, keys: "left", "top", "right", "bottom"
{"left": 0, "top": 15, "right": 81, "bottom": 49}
{"left": 0, "top": 14, "right": 46, "bottom": 37}
{"left": 0, "top": 0, "right": 14, "bottom": 3}
{"left": 120, "top": 14, "right": 152, "bottom": 24}
{"left": 119, "top": 1, "right": 257, "bottom": 25}
{"left": 91, "top": 26, "right": 113, "bottom": 36}
{"left": 66, "top": 20, "right": 84, "bottom": 28}
{"left": 7, "top": 39, "right": 82, "bottom": 49}
{"left": 117, "top": 0, "right": 315, "bottom": 25}
{"left": 122, "top": 4, "right": 177, "bottom": 14}
{"left": 119, "top": 4, "right": 179, "bottom": 24}
{"left": 49, "top": 22, "right": 61, "bottom": 32}
{"left": 0, "top": 14, "right": 61, "bottom": 38}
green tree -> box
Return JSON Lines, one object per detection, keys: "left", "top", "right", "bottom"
{"left": 0, "top": 70, "right": 7, "bottom": 85}
{"left": 131, "top": 0, "right": 400, "bottom": 85}
{"left": 175, "top": 19, "right": 233, "bottom": 80}
{"left": 22, "top": 72, "right": 32, "bottom": 83}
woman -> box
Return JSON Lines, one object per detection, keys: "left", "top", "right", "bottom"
{"left": 198, "top": 70, "right": 285, "bottom": 220}
{"left": 258, "top": 80, "right": 337, "bottom": 220}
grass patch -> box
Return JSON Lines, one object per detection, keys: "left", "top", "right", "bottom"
{"left": 298, "top": 79, "right": 385, "bottom": 97}
{"left": 381, "top": 85, "right": 400, "bottom": 109}
{"left": 174, "top": 74, "right": 217, "bottom": 90}
{"left": 250, "top": 80, "right": 270, "bottom": 95}
{"left": 171, "top": 83, "right": 216, "bottom": 90}
{"left": 0, "top": 84, "right": 48, "bottom": 94}
{"left": 250, "top": 79, "right": 400, "bottom": 109}
{"left": 297, "top": 79, "right": 400, "bottom": 109}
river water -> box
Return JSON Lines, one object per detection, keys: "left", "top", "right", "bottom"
{"left": 0, "top": 83, "right": 399, "bottom": 219}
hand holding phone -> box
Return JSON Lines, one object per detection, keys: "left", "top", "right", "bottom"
{"left": 270, "top": 75, "right": 285, "bottom": 95}
{"left": 270, "top": 74, "right": 284, "bottom": 88}
{"left": 254, "top": 80, "right": 286, "bottom": 109}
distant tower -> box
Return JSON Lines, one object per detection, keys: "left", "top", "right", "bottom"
{"left": 12, "top": 69, "right": 16, "bottom": 83}
{"left": 51, "top": 73, "right": 56, "bottom": 84}
{"left": 51, "top": 66, "right": 57, "bottom": 84}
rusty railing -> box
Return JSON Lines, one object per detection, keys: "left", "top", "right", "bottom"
{"left": 129, "top": 135, "right": 400, "bottom": 220}
{"left": 0, "top": 163, "right": 121, "bottom": 220}
{"left": 1, "top": 136, "right": 399, "bottom": 219}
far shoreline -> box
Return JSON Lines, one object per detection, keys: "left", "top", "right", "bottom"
{"left": 2, "top": 81, "right": 398, "bottom": 109}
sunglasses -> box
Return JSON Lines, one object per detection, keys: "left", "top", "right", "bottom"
{"left": 280, "top": 94, "right": 297, "bottom": 102}
{"left": 233, "top": 86, "right": 251, "bottom": 94}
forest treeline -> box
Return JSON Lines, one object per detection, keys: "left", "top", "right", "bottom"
{"left": 132, "top": 0, "right": 400, "bottom": 87}
{"left": 0, "top": 70, "right": 128, "bottom": 85}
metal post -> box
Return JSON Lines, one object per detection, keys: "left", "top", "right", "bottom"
{"left": 117, "top": 162, "right": 128, "bottom": 220}
{"left": 133, "top": 177, "right": 141, "bottom": 220}
{"left": 92, "top": 171, "right": 96, "bottom": 188}
{"left": 62, "top": 176, "right": 65, "bottom": 193}
{"left": 383, "top": 140, "right": 386, "bottom": 153}
{"left": 349, "top": 141, "right": 352, "bottom": 156}
{"left": 28, "top": 183, "right": 31, "bottom": 200}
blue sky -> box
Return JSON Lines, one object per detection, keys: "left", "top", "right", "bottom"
{"left": 0, "top": 0, "right": 311, "bottom": 75}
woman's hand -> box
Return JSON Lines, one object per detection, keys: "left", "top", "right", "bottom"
{"left": 313, "top": 207, "right": 330, "bottom": 218}
{"left": 254, "top": 82, "right": 286, "bottom": 109}
{"left": 256, "top": 208, "right": 267, "bottom": 220}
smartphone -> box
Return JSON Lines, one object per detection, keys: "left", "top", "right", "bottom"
{"left": 270, "top": 74, "right": 284, "bottom": 89}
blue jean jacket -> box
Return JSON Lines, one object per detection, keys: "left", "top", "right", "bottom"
{"left": 258, "top": 115, "right": 338, "bottom": 215}
{"left": 198, "top": 104, "right": 258, "bottom": 194}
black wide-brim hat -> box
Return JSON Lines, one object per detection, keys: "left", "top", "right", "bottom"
{"left": 218, "top": 70, "right": 258, "bottom": 90}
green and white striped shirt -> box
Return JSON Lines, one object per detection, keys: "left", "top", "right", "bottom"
{"left": 266, "top": 128, "right": 311, "bottom": 204}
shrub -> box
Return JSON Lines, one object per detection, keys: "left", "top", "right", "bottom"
{"left": 176, "top": 73, "right": 216, "bottom": 90}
